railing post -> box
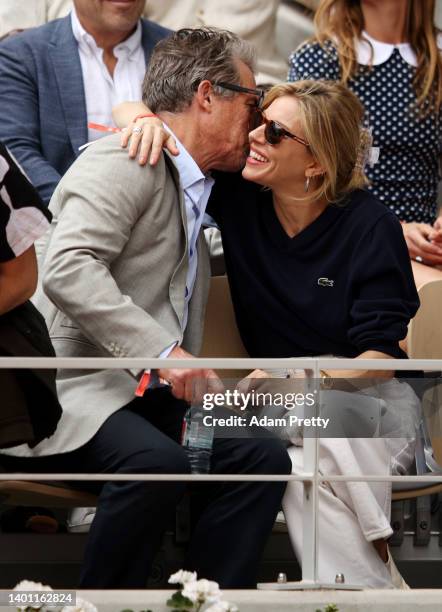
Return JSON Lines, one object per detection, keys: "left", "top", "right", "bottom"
{"left": 300, "top": 360, "right": 320, "bottom": 584}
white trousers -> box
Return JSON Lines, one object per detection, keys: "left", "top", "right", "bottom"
{"left": 282, "top": 379, "right": 421, "bottom": 589}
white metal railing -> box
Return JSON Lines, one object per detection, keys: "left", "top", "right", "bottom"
{"left": 0, "top": 357, "right": 441, "bottom": 369}
{"left": 1, "top": 357, "right": 442, "bottom": 589}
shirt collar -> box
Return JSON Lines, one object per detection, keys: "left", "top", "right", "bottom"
{"left": 163, "top": 124, "right": 210, "bottom": 191}
{"left": 71, "top": 7, "right": 142, "bottom": 59}
{"left": 355, "top": 31, "right": 418, "bottom": 66}
{"left": 355, "top": 31, "right": 442, "bottom": 67}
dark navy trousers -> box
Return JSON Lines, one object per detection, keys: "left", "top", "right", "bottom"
{"left": 1, "top": 388, "right": 291, "bottom": 588}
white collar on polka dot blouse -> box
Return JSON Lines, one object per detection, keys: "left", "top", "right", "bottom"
{"left": 355, "top": 31, "right": 442, "bottom": 67}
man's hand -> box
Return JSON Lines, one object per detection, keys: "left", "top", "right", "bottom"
{"left": 402, "top": 221, "right": 442, "bottom": 265}
{"left": 157, "top": 345, "right": 224, "bottom": 403}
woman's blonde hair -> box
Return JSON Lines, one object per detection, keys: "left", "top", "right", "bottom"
{"left": 263, "top": 80, "right": 371, "bottom": 203}
{"left": 313, "top": 0, "right": 442, "bottom": 114}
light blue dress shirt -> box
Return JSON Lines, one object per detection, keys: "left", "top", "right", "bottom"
{"left": 160, "top": 126, "right": 215, "bottom": 356}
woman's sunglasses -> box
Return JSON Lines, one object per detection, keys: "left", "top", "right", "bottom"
{"left": 211, "top": 81, "right": 309, "bottom": 147}
{"left": 251, "top": 108, "right": 310, "bottom": 148}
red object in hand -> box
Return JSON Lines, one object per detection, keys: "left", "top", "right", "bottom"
{"left": 135, "top": 371, "right": 151, "bottom": 397}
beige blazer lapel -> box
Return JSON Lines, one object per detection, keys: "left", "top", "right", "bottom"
{"left": 163, "top": 153, "right": 189, "bottom": 331}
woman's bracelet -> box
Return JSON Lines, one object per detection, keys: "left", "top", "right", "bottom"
{"left": 133, "top": 113, "right": 159, "bottom": 122}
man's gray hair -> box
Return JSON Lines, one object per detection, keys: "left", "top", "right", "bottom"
{"left": 142, "top": 27, "right": 256, "bottom": 113}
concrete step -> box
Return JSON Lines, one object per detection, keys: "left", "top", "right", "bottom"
{"left": 36, "top": 589, "right": 442, "bottom": 612}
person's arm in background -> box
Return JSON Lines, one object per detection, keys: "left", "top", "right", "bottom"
{"left": 0, "top": 247, "right": 38, "bottom": 315}
{"left": 0, "top": 0, "right": 46, "bottom": 39}
{"left": 0, "top": 143, "right": 51, "bottom": 313}
{"left": 0, "top": 247, "right": 37, "bottom": 312}
{"left": 401, "top": 221, "right": 442, "bottom": 265}
{"left": 0, "top": 38, "right": 62, "bottom": 205}
{"left": 400, "top": 146, "right": 442, "bottom": 263}
{"left": 0, "top": 0, "right": 72, "bottom": 39}
{"left": 432, "top": 148, "right": 442, "bottom": 243}
{"left": 406, "top": 145, "right": 442, "bottom": 262}
{"left": 428, "top": 172, "right": 442, "bottom": 247}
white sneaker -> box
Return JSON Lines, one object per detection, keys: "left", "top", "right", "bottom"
{"left": 386, "top": 548, "right": 410, "bottom": 589}
{"left": 67, "top": 507, "right": 96, "bottom": 533}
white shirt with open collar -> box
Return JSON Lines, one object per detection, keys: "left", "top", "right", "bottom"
{"left": 71, "top": 7, "right": 146, "bottom": 142}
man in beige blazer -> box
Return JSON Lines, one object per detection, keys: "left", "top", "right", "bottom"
{"left": 0, "top": 28, "right": 290, "bottom": 589}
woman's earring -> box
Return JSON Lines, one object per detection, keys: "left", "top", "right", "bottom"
{"left": 304, "top": 176, "right": 311, "bottom": 192}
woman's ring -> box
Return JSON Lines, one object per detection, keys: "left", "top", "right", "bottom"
{"left": 132, "top": 126, "right": 143, "bottom": 135}
{"left": 415, "top": 255, "right": 423, "bottom": 263}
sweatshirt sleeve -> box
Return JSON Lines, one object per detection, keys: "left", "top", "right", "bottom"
{"left": 347, "top": 212, "right": 419, "bottom": 358}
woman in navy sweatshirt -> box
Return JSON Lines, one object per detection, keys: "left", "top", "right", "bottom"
{"left": 118, "top": 79, "right": 420, "bottom": 588}
{"left": 206, "top": 80, "right": 420, "bottom": 588}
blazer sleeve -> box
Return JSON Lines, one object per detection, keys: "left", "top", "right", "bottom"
{"left": 42, "top": 138, "right": 179, "bottom": 361}
{"left": 0, "top": 36, "right": 62, "bottom": 205}
{"left": 348, "top": 212, "right": 420, "bottom": 358}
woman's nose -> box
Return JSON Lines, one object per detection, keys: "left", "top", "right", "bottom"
{"left": 249, "top": 124, "right": 266, "bottom": 144}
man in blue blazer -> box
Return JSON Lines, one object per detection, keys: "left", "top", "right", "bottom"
{"left": 0, "top": 0, "right": 170, "bottom": 205}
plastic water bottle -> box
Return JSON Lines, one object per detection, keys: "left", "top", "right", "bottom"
{"left": 182, "top": 405, "right": 214, "bottom": 473}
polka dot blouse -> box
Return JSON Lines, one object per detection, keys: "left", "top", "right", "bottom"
{"left": 288, "top": 36, "right": 442, "bottom": 224}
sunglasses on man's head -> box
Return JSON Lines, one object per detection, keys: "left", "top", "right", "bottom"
{"left": 251, "top": 108, "right": 310, "bottom": 147}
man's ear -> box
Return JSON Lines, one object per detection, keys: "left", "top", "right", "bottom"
{"left": 195, "top": 80, "right": 214, "bottom": 112}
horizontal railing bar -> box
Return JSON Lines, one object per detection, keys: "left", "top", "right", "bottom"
{"left": 0, "top": 473, "right": 442, "bottom": 483}
{"left": 0, "top": 473, "right": 311, "bottom": 482}
{"left": 314, "top": 358, "right": 442, "bottom": 371}
{"left": 0, "top": 357, "right": 441, "bottom": 370}
{"left": 319, "top": 475, "right": 442, "bottom": 482}
{"left": 0, "top": 357, "right": 317, "bottom": 370}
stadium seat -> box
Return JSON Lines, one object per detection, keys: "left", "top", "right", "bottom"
{"left": 0, "top": 478, "right": 97, "bottom": 508}
{"left": 408, "top": 279, "right": 442, "bottom": 359}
